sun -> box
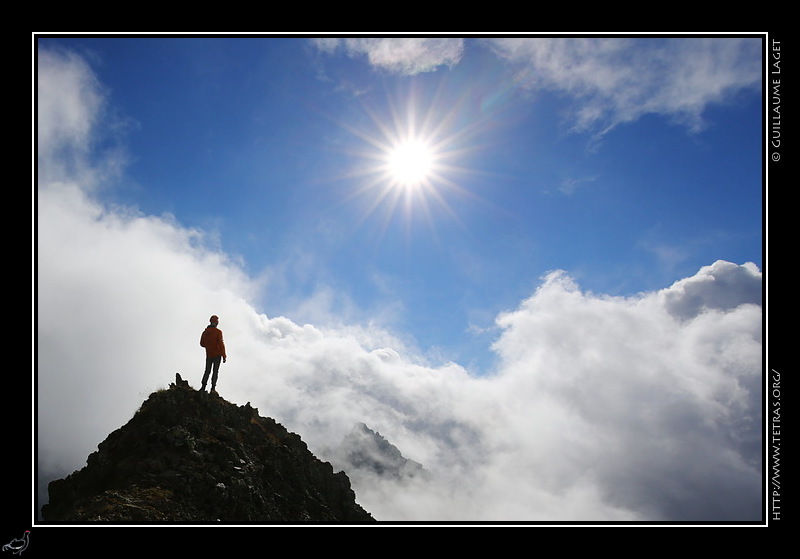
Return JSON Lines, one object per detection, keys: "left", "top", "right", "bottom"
{"left": 385, "top": 138, "right": 435, "bottom": 189}
{"left": 331, "top": 85, "right": 484, "bottom": 238}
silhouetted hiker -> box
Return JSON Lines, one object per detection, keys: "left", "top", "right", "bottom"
{"left": 200, "top": 314, "right": 227, "bottom": 393}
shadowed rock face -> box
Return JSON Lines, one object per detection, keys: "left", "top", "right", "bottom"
{"left": 42, "top": 380, "right": 375, "bottom": 523}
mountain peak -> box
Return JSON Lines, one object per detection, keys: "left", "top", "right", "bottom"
{"left": 41, "top": 377, "right": 375, "bottom": 523}
{"left": 330, "top": 422, "right": 428, "bottom": 482}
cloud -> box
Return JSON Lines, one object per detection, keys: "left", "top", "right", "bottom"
{"left": 37, "top": 48, "right": 131, "bottom": 191}
{"left": 37, "top": 48, "right": 105, "bottom": 188}
{"left": 36, "top": 46, "right": 761, "bottom": 523}
{"left": 311, "top": 36, "right": 761, "bottom": 138}
{"left": 482, "top": 37, "right": 762, "bottom": 134}
{"left": 489, "top": 267, "right": 761, "bottom": 520}
{"left": 558, "top": 175, "right": 597, "bottom": 195}
{"left": 312, "top": 37, "right": 464, "bottom": 75}
{"left": 660, "top": 260, "right": 762, "bottom": 320}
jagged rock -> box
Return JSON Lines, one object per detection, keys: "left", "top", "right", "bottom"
{"left": 170, "top": 373, "right": 190, "bottom": 389}
{"left": 329, "top": 422, "right": 429, "bottom": 482}
{"left": 41, "top": 383, "right": 375, "bottom": 523}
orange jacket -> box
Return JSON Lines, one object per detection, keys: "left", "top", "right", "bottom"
{"left": 200, "top": 326, "right": 227, "bottom": 359}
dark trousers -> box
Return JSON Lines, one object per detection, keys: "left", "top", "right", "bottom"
{"left": 202, "top": 356, "right": 222, "bottom": 390}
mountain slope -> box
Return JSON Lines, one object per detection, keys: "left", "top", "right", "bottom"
{"left": 41, "top": 377, "right": 375, "bottom": 523}
{"left": 329, "top": 422, "right": 429, "bottom": 482}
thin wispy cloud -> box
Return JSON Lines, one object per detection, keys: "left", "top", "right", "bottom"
{"left": 313, "top": 37, "right": 465, "bottom": 76}
{"left": 482, "top": 37, "right": 762, "bottom": 134}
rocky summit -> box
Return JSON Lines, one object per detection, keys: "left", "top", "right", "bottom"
{"left": 330, "top": 422, "right": 429, "bottom": 483}
{"left": 41, "top": 375, "right": 375, "bottom": 523}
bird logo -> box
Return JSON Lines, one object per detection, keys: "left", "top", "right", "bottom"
{"left": 2, "top": 531, "right": 29, "bottom": 555}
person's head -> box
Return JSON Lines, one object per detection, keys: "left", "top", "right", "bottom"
{"left": 209, "top": 315, "right": 219, "bottom": 326}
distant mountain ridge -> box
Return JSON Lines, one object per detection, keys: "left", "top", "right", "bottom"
{"left": 328, "top": 422, "right": 429, "bottom": 483}
{"left": 41, "top": 376, "right": 375, "bottom": 523}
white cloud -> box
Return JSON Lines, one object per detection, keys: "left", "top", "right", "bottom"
{"left": 35, "top": 46, "right": 761, "bottom": 523}
{"left": 37, "top": 48, "right": 130, "bottom": 191}
{"left": 312, "top": 37, "right": 464, "bottom": 75}
{"left": 37, "top": 49, "right": 102, "bottom": 161}
{"left": 312, "top": 36, "right": 761, "bottom": 137}
{"left": 482, "top": 37, "right": 761, "bottom": 134}
{"left": 660, "top": 260, "right": 762, "bottom": 320}
{"left": 489, "top": 266, "right": 761, "bottom": 520}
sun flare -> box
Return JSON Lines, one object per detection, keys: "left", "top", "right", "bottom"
{"left": 386, "top": 139, "right": 435, "bottom": 188}
{"left": 335, "top": 86, "right": 484, "bottom": 236}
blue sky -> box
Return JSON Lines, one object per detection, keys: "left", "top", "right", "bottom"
{"left": 37, "top": 35, "right": 762, "bottom": 371}
{"left": 36, "top": 35, "right": 764, "bottom": 523}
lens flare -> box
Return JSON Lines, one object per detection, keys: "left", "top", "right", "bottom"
{"left": 386, "top": 139, "right": 435, "bottom": 189}
{"left": 328, "top": 83, "right": 487, "bottom": 243}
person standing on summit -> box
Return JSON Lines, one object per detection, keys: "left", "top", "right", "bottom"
{"left": 200, "top": 315, "right": 227, "bottom": 393}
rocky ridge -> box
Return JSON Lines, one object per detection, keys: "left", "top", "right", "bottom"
{"left": 329, "top": 422, "right": 429, "bottom": 483}
{"left": 41, "top": 376, "right": 375, "bottom": 523}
